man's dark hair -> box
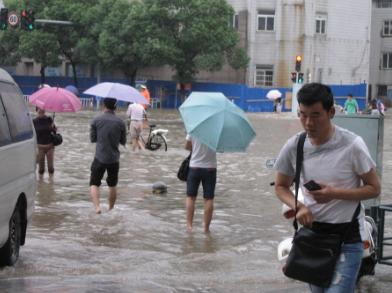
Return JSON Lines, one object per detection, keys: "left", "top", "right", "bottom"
{"left": 103, "top": 97, "right": 117, "bottom": 110}
{"left": 348, "top": 93, "right": 353, "bottom": 98}
{"left": 297, "top": 83, "right": 334, "bottom": 111}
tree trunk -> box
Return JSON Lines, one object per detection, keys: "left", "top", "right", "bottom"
{"left": 71, "top": 61, "right": 78, "bottom": 88}
{"left": 123, "top": 67, "right": 138, "bottom": 87}
{"left": 40, "top": 65, "right": 46, "bottom": 85}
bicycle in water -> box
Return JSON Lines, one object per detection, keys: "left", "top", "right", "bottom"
{"left": 140, "top": 124, "right": 168, "bottom": 151}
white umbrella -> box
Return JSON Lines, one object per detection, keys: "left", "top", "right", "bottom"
{"left": 83, "top": 82, "right": 148, "bottom": 104}
{"left": 266, "top": 89, "right": 282, "bottom": 101}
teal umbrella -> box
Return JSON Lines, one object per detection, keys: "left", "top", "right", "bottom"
{"left": 179, "top": 92, "right": 256, "bottom": 152}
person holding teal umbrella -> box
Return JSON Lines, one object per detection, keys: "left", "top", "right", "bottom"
{"left": 184, "top": 135, "right": 217, "bottom": 233}
{"left": 179, "top": 92, "right": 256, "bottom": 232}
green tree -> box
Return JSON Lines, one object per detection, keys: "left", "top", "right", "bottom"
{"left": 19, "top": 30, "right": 61, "bottom": 84}
{"left": 146, "top": 0, "right": 249, "bottom": 83}
{"left": 98, "top": 0, "right": 173, "bottom": 85}
{"left": 0, "top": 0, "right": 22, "bottom": 66}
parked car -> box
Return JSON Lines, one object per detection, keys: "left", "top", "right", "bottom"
{"left": 0, "top": 68, "right": 36, "bottom": 266}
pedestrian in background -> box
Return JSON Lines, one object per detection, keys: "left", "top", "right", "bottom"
{"left": 344, "top": 93, "right": 359, "bottom": 114}
{"left": 185, "top": 134, "right": 217, "bottom": 233}
{"left": 274, "top": 83, "right": 380, "bottom": 292}
{"left": 140, "top": 85, "right": 151, "bottom": 110}
{"left": 126, "top": 102, "right": 147, "bottom": 151}
{"left": 89, "top": 98, "right": 126, "bottom": 214}
{"left": 33, "top": 107, "right": 57, "bottom": 176}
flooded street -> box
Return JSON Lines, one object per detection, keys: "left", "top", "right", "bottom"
{"left": 1, "top": 109, "right": 392, "bottom": 292}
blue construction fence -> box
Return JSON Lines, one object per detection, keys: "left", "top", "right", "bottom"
{"left": 13, "top": 75, "right": 367, "bottom": 112}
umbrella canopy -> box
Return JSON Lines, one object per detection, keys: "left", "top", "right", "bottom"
{"left": 83, "top": 82, "right": 148, "bottom": 104}
{"left": 29, "top": 87, "right": 81, "bottom": 112}
{"left": 179, "top": 92, "right": 256, "bottom": 153}
{"left": 266, "top": 89, "right": 282, "bottom": 100}
{"left": 65, "top": 85, "right": 79, "bottom": 96}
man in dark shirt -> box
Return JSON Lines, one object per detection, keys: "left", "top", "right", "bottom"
{"left": 89, "top": 97, "right": 126, "bottom": 213}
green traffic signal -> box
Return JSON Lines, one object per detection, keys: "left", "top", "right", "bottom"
{"left": 298, "top": 73, "right": 304, "bottom": 84}
{"left": 20, "top": 9, "right": 34, "bottom": 31}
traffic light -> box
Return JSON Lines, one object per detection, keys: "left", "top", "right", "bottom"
{"left": 298, "top": 72, "right": 304, "bottom": 84}
{"left": 291, "top": 72, "right": 297, "bottom": 83}
{"left": 20, "top": 9, "right": 34, "bottom": 31}
{"left": 295, "top": 55, "right": 302, "bottom": 72}
{"left": 0, "top": 8, "right": 8, "bottom": 30}
{"left": 20, "top": 9, "right": 27, "bottom": 30}
{"left": 26, "top": 10, "right": 34, "bottom": 31}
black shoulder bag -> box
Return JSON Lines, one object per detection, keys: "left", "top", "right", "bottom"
{"left": 283, "top": 132, "right": 360, "bottom": 288}
{"left": 177, "top": 152, "right": 191, "bottom": 181}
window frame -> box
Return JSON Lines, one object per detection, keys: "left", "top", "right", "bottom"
{"left": 315, "top": 16, "right": 327, "bottom": 34}
{"left": 257, "top": 10, "right": 275, "bottom": 32}
{"left": 375, "top": 0, "right": 392, "bottom": 8}
{"left": 0, "top": 94, "right": 12, "bottom": 147}
{"left": 232, "top": 13, "right": 239, "bottom": 30}
{"left": 0, "top": 81, "right": 34, "bottom": 142}
{"left": 254, "top": 65, "right": 274, "bottom": 87}
{"left": 382, "top": 52, "right": 392, "bottom": 69}
{"left": 383, "top": 19, "right": 392, "bottom": 37}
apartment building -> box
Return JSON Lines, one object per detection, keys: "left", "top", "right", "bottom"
{"left": 369, "top": 0, "right": 392, "bottom": 99}
{"left": 226, "top": 0, "right": 372, "bottom": 88}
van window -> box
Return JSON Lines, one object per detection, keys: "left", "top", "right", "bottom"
{"left": 0, "top": 82, "right": 33, "bottom": 142}
{"left": 0, "top": 98, "right": 12, "bottom": 147}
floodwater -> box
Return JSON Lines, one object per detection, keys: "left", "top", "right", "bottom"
{"left": 1, "top": 109, "right": 392, "bottom": 293}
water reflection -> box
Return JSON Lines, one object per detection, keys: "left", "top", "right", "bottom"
{"left": 0, "top": 110, "right": 391, "bottom": 292}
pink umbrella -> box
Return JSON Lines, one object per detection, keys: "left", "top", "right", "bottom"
{"left": 29, "top": 87, "right": 81, "bottom": 112}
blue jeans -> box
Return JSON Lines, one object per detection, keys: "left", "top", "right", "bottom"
{"left": 309, "top": 242, "right": 363, "bottom": 293}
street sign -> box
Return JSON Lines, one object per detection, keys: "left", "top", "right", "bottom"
{"left": 7, "top": 11, "right": 19, "bottom": 27}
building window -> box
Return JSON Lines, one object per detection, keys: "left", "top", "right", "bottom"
{"left": 24, "top": 62, "right": 34, "bottom": 75}
{"left": 315, "top": 16, "right": 327, "bottom": 34}
{"left": 382, "top": 52, "right": 392, "bottom": 69}
{"left": 383, "top": 20, "right": 392, "bottom": 36}
{"left": 255, "top": 65, "right": 273, "bottom": 87}
{"left": 257, "top": 10, "right": 274, "bottom": 31}
{"left": 376, "top": 0, "right": 392, "bottom": 8}
{"left": 232, "top": 14, "right": 239, "bottom": 30}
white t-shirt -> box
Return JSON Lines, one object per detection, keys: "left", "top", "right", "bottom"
{"left": 126, "top": 103, "right": 145, "bottom": 121}
{"left": 274, "top": 125, "right": 376, "bottom": 238}
{"left": 186, "top": 134, "right": 217, "bottom": 168}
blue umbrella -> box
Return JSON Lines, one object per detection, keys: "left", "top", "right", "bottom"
{"left": 65, "top": 85, "right": 79, "bottom": 96}
{"left": 179, "top": 92, "right": 256, "bottom": 152}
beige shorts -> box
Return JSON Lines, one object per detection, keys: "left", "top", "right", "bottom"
{"left": 130, "top": 121, "right": 143, "bottom": 139}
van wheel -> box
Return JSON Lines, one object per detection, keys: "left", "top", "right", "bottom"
{"left": 0, "top": 207, "right": 21, "bottom": 266}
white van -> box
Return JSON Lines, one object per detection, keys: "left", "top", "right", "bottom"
{"left": 0, "top": 68, "right": 36, "bottom": 266}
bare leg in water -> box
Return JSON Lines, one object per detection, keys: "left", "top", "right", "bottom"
{"left": 90, "top": 185, "right": 101, "bottom": 214}
{"left": 108, "top": 186, "right": 117, "bottom": 210}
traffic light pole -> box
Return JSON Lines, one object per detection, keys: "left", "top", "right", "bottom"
{"left": 35, "top": 19, "right": 73, "bottom": 25}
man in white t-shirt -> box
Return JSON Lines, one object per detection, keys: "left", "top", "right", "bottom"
{"left": 185, "top": 134, "right": 217, "bottom": 233}
{"left": 126, "top": 103, "right": 146, "bottom": 151}
{"left": 274, "top": 83, "right": 380, "bottom": 292}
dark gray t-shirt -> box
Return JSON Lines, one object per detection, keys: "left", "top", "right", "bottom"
{"left": 90, "top": 111, "right": 126, "bottom": 164}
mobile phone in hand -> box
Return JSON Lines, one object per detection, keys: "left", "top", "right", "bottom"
{"left": 303, "top": 180, "right": 321, "bottom": 191}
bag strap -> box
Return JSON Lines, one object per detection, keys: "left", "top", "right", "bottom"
{"left": 293, "top": 132, "right": 307, "bottom": 231}
{"left": 293, "top": 132, "right": 361, "bottom": 232}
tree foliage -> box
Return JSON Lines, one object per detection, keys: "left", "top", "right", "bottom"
{"left": 0, "top": 0, "right": 249, "bottom": 84}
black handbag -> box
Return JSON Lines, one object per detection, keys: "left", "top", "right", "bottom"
{"left": 283, "top": 132, "right": 360, "bottom": 288}
{"left": 177, "top": 152, "right": 191, "bottom": 181}
{"left": 51, "top": 131, "right": 63, "bottom": 146}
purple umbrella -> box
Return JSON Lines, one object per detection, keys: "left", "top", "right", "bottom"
{"left": 83, "top": 82, "right": 148, "bottom": 104}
